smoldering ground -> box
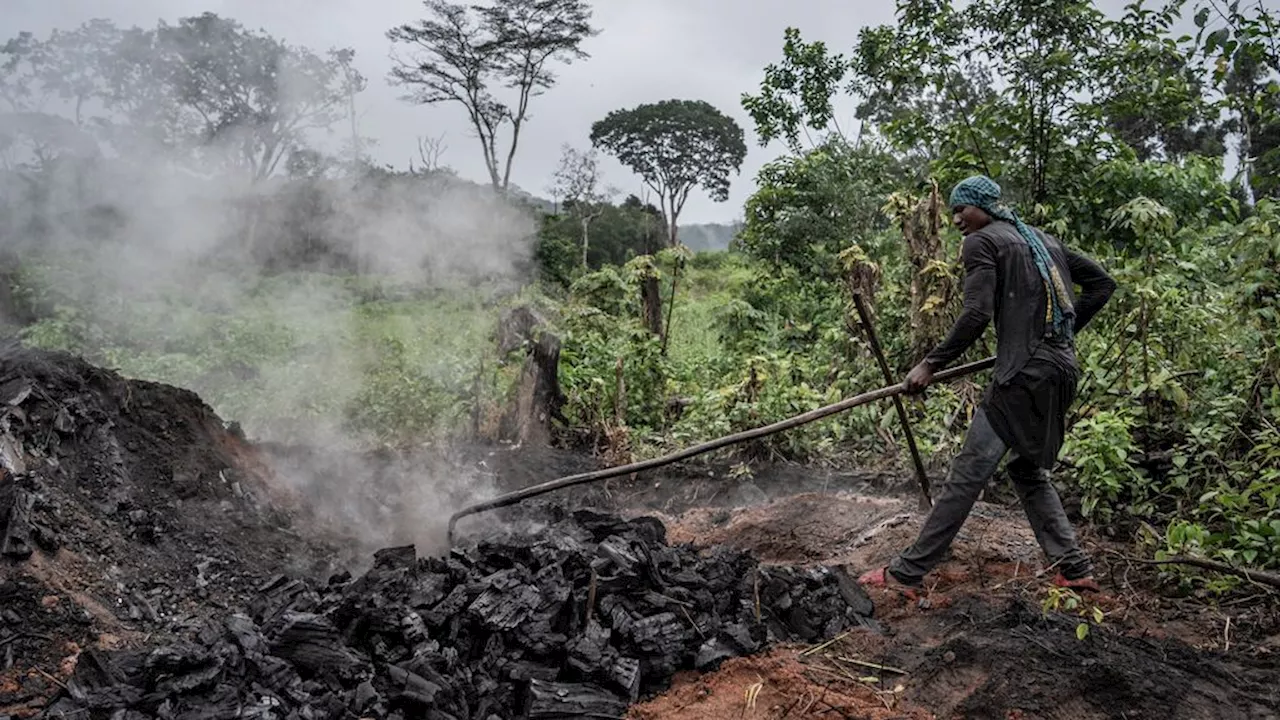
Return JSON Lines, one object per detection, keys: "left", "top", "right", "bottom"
{"left": 0, "top": 131, "right": 538, "bottom": 559}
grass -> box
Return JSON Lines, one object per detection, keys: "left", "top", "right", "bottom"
{"left": 21, "top": 268, "right": 507, "bottom": 446}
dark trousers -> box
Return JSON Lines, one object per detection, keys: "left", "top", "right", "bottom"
{"left": 887, "top": 407, "right": 1093, "bottom": 585}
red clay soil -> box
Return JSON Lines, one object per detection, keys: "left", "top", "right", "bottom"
{"left": 627, "top": 645, "right": 934, "bottom": 720}
{"left": 630, "top": 491, "right": 1280, "bottom": 720}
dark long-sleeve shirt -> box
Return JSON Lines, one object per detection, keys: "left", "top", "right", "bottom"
{"left": 921, "top": 220, "right": 1117, "bottom": 467}
{"left": 924, "top": 221, "right": 1116, "bottom": 384}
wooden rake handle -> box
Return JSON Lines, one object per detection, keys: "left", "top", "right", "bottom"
{"left": 446, "top": 356, "right": 996, "bottom": 545}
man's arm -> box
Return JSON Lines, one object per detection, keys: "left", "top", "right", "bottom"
{"left": 925, "top": 234, "right": 997, "bottom": 368}
{"left": 1065, "top": 247, "right": 1116, "bottom": 332}
{"left": 905, "top": 234, "right": 996, "bottom": 391}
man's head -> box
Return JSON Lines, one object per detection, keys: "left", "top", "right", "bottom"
{"left": 949, "top": 175, "right": 1005, "bottom": 236}
{"left": 952, "top": 204, "right": 991, "bottom": 236}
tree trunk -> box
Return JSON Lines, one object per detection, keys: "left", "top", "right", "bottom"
{"left": 501, "top": 331, "right": 567, "bottom": 447}
{"left": 641, "top": 274, "right": 664, "bottom": 339}
{"left": 581, "top": 217, "right": 590, "bottom": 268}
{"left": 660, "top": 256, "right": 683, "bottom": 356}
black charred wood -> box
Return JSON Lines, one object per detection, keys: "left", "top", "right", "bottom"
{"left": 525, "top": 679, "right": 629, "bottom": 719}
{"left": 43, "top": 508, "right": 873, "bottom": 719}
{"left": 0, "top": 485, "right": 33, "bottom": 559}
{"left": 267, "top": 612, "right": 364, "bottom": 678}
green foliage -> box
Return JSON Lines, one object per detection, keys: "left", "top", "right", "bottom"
{"left": 0, "top": 14, "right": 363, "bottom": 178}
{"left": 1187, "top": 0, "right": 1280, "bottom": 199}
{"left": 18, "top": 268, "right": 507, "bottom": 447}
{"left": 737, "top": 139, "right": 911, "bottom": 283}
{"left": 1094, "top": 2, "right": 1224, "bottom": 161}
{"left": 535, "top": 194, "right": 663, "bottom": 286}
{"left": 740, "top": 27, "right": 852, "bottom": 153}
{"left": 1054, "top": 154, "right": 1240, "bottom": 251}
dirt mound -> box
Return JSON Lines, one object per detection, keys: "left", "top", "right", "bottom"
{"left": 0, "top": 342, "right": 344, "bottom": 716}
{"left": 42, "top": 506, "right": 873, "bottom": 719}
{"left": 891, "top": 595, "right": 1277, "bottom": 719}
{"left": 633, "top": 491, "right": 1280, "bottom": 719}
{"left": 665, "top": 493, "right": 912, "bottom": 564}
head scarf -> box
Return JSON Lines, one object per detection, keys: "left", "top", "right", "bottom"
{"left": 950, "top": 175, "right": 1075, "bottom": 341}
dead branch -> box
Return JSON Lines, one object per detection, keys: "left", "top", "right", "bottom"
{"left": 1119, "top": 553, "right": 1280, "bottom": 591}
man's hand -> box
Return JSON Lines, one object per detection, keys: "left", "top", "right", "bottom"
{"left": 904, "top": 360, "right": 935, "bottom": 394}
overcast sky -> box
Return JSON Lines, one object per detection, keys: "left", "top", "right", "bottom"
{"left": 4, "top": 0, "right": 1266, "bottom": 223}
{"left": 3, "top": 0, "right": 895, "bottom": 223}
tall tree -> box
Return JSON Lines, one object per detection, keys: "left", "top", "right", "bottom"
{"left": 387, "top": 0, "right": 597, "bottom": 192}
{"left": 1189, "top": 0, "right": 1280, "bottom": 199}
{"left": 154, "top": 13, "right": 358, "bottom": 182}
{"left": 35, "top": 20, "right": 121, "bottom": 126}
{"left": 547, "top": 143, "right": 616, "bottom": 267}
{"left": 0, "top": 28, "right": 107, "bottom": 168}
{"left": 589, "top": 99, "right": 747, "bottom": 246}
{"left": 848, "top": 0, "right": 1108, "bottom": 207}
{"left": 333, "top": 48, "right": 372, "bottom": 168}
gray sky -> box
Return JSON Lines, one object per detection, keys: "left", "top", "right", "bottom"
{"left": 5, "top": 0, "right": 891, "bottom": 224}
{"left": 6, "top": 0, "right": 1269, "bottom": 223}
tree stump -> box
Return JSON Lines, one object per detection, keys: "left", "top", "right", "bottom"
{"left": 501, "top": 330, "right": 568, "bottom": 446}
{"left": 640, "top": 275, "right": 663, "bottom": 339}
{"left": 497, "top": 305, "right": 548, "bottom": 356}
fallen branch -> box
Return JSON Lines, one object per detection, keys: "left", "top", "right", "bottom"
{"left": 1120, "top": 554, "right": 1280, "bottom": 591}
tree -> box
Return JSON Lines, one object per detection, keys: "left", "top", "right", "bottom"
{"left": 589, "top": 99, "right": 747, "bottom": 247}
{"left": 847, "top": 0, "right": 1109, "bottom": 208}
{"left": 333, "top": 48, "right": 373, "bottom": 168}
{"left": 1188, "top": 0, "right": 1280, "bottom": 199}
{"left": 548, "top": 144, "right": 616, "bottom": 267}
{"left": 0, "top": 28, "right": 108, "bottom": 168}
{"left": 387, "top": 0, "right": 597, "bottom": 192}
{"left": 35, "top": 20, "right": 122, "bottom": 127}
{"left": 740, "top": 27, "right": 852, "bottom": 154}
{"left": 153, "top": 13, "right": 358, "bottom": 182}
{"left": 1093, "top": 2, "right": 1223, "bottom": 162}
{"left": 738, "top": 138, "right": 910, "bottom": 282}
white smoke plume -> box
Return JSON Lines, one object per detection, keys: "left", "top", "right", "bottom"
{"left": 0, "top": 32, "right": 535, "bottom": 559}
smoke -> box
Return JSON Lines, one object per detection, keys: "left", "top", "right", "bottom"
{"left": 0, "top": 69, "right": 537, "bottom": 560}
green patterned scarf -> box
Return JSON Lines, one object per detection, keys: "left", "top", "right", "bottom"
{"left": 949, "top": 175, "right": 1075, "bottom": 341}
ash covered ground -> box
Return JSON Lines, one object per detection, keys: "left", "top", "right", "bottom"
{"left": 0, "top": 341, "right": 1277, "bottom": 720}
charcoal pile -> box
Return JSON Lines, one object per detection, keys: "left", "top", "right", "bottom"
{"left": 0, "top": 341, "right": 344, "bottom": 703}
{"left": 43, "top": 506, "right": 875, "bottom": 719}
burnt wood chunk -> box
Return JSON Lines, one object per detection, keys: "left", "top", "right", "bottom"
{"left": 525, "top": 679, "right": 628, "bottom": 719}
{"left": 44, "top": 508, "right": 872, "bottom": 718}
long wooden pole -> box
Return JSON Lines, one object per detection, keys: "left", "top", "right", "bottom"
{"left": 446, "top": 355, "right": 995, "bottom": 545}
{"left": 852, "top": 291, "right": 932, "bottom": 510}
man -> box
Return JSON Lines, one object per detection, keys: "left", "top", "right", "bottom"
{"left": 859, "top": 175, "right": 1116, "bottom": 597}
